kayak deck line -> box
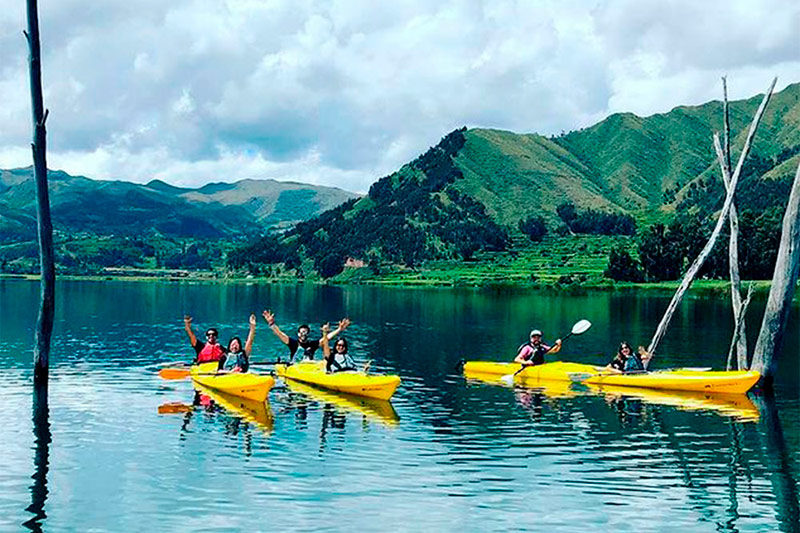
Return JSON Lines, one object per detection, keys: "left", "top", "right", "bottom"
{"left": 190, "top": 362, "right": 275, "bottom": 402}
{"left": 580, "top": 369, "right": 761, "bottom": 394}
{"left": 275, "top": 362, "right": 401, "bottom": 401}
{"left": 463, "top": 361, "right": 604, "bottom": 382}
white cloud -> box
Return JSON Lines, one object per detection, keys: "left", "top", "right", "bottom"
{"left": 0, "top": 0, "right": 797, "bottom": 193}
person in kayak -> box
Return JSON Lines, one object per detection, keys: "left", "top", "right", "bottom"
{"left": 320, "top": 323, "right": 361, "bottom": 373}
{"left": 219, "top": 314, "right": 257, "bottom": 373}
{"left": 605, "top": 342, "right": 652, "bottom": 373}
{"left": 513, "top": 329, "right": 562, "bottom": 366}
{"left": 262, "top": 310, "right": 350, "bottom": 362}
{"left": 184, "top": 315, "right": 227, "bottom": 363}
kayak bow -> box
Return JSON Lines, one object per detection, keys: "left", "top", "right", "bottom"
{"left": 275, "top": 361, "right": 400, "bottom": 400}
{"left": 580, "top": 368, "right": 760, "bottom": 394}
{"left": 190, "top": 362, "right": 275, "bottom": 402}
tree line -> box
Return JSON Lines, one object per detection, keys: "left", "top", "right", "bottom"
{"left": 605, "top": 209, "right": 782, "bottom": 282}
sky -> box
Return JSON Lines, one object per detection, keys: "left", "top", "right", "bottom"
{"left": 0, "top": 0, "right": 798, "bottom": 193}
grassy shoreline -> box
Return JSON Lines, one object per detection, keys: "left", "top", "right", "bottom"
{"left": 1, "top": 271, "right": 787, "bottom": 299}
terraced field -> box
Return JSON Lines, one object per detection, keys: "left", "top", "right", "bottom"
{"left": 333, "top": 235, "right": 630, "bottom": 287}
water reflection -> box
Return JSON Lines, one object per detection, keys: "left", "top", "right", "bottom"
{"left": 159, "top": 388, "right": 274, "bottom": 454}
{"left": 753, "top": 391, "right": 800, "bottom": 533}
{"left": 23, "top": 381, "right": 50, "bottom": 533}
{"left": 1, "top": 281, "right": 798, "bottom": 532}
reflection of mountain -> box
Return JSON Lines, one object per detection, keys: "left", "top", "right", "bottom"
{"left": 0, "top": 167, "right": 359, "bottom": 241}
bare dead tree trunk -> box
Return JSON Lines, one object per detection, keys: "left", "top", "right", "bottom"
{"left": 719, "top": 77, "right": 750, "bottom": 369}
{"left": 750, "top": 160, "right": 800, "bottom": 384}
{"left": 726, "top": 282, "right": 754, "bottom": 370}
{"left": 646, "top": 78, "right": 776, "bottom": 363}
{"left": 714, "top": 134, "right": 749, "bottom": 369}
{"left": 25, "top": 0, "right": 55, "bottom": 384}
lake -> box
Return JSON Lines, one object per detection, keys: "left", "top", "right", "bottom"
{"left": 1, "top": 279, "right": 798, "bottom": 532}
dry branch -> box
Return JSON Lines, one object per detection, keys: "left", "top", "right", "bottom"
{"left": 726, "top": 282, "right": 754, "bottom": 370}
{"left": 646, "top": 78, "right": 777, "bottom": 362}
{"left": 751, "top": 160, "right": 800, "bottom": 382}
{"left": 714, "top": 133, "right": 748, "bottom": 368}
{"left": 26, "top": 0, "right": 55, "bottom": 383}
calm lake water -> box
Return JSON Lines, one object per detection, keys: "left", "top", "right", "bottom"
{"left": 1, "top": 279, "right": 798, "bottom": 532}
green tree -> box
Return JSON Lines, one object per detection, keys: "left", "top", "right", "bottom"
{"left": 604, "top": 247, "right": 644, "bottom": 282}
{"left": 518, "top": 215, "right": 547, "bottom": 242}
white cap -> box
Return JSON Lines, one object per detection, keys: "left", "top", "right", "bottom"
{"left": 530, "top": 329, "right": 542, "bottom": 336}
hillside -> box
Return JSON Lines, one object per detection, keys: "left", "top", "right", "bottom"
{"left": 0, "top": 169, "right": 358, "bottom": 275}
{"left": 0, "top": 168, "right": 359, "bottom": 242}
{"left": 231, "top": 81, "right": 800, "bottom": 279}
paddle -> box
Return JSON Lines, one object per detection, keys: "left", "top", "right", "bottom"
{"left": 501, "top": 319, "right": 592, "bottom": 383}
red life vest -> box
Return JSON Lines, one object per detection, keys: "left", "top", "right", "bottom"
{"left": 197, "top": 342, "right": 224, "bottom": 363}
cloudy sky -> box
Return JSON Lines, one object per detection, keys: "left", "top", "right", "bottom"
{"left": 0, "top": 0, "right": 798, "bottom": 192}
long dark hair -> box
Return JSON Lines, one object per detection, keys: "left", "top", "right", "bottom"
{"left": 617, "top": 342, "right": 633, "bottom": 358}
{"left": 228, "top": 336, "right": 243, "bottom": 354}
{"left": 333, "top": 337, "right": 349, "bottom": 354}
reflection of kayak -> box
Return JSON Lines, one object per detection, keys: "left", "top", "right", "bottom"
{"left": 463, "top": 361, "right": 602, "bottom": 382}
{"left": 191, "top": 362, "right": 275, "bottom": 402}
{"left": 284, "top": 379, "right": 400, "bottom": 426}
{"left": 194, "top": 383, "right": 274, "bottom": 432}
{"left": 581, "top": 369, "right": 760, "bottom": 394}
{"left": 586, "top": 383, "right": 759, "bottom": 421}
{"left": 275, "top": 362, "right": 401, "bottom": 400}
{"left": 464, "top": 369, "right": 578, "bottom": 398}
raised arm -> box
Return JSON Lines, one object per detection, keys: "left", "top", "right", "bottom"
{"left": 637, "top": 346, "right": 652, "bottom": 366}
{"left": 321, "top": 323, "right": 332, "bottom": 362}
{"left": 262, "top": 310, "right": 290, "bottom": 345}
{"left": 324, "top": 317, "right": 351, "bottom": 341}
{"left": 547, "top": 339, "right": 563, "bottom": 354}
{"left": 184, "top": 315, "right": 198, "bottom": 346}
{"left": 244, "top": 314, "right": 256, "bottom": 356}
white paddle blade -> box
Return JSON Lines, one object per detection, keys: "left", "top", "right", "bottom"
{"left": 500, "top": 373, "right": 515, "bottom": 384}
{"left": 571, "top": 319, "right": 592, "bottom": 335}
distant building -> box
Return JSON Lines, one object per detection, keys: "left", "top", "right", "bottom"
{"left": 344, "top": 257, "right": 366, "bottom": 268}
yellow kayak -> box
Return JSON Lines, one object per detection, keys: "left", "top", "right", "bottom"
{"left": 463, "top": 361, "right": 603, "bottom": 382}
{"left": 191, "top": 362, "right": 275, "bottom": 402}
{"left": 464, "top": 369, "right": 578, "bottom": 398}
{"left": 585, "top": 383, "right": 759, "bottom": 421}
{"left": 275, "top": 362, "right": 401, "bottom": 400}
{"left": 284, "top": 379, "right": 400, "bottom": 426}
{"left": 582, "top": 369, "right": 760, "bottom": 394}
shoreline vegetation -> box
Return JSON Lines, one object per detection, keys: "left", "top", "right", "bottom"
{"left": 0, "top": 270, "right": 788, "bottom": 298}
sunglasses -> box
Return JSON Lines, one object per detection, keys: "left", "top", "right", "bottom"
{"left": 206, "top": 332, "right": 217, "bottom": 337}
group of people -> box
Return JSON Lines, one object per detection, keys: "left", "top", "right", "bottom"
{"left": 185, "top": 314, "right": 650, "bottom": 376}
{"left": 513, "top": 328, "right": 651, "bottom": 372}
{"left": 183, "top": 311, "right": 358, "bottom": 374}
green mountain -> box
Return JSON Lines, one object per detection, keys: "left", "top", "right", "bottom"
{"left": 0, "top": 168, "right": 359, "bottom": 242}
{"left": 256, "top": 82, "right": 800, "bottom": 278}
